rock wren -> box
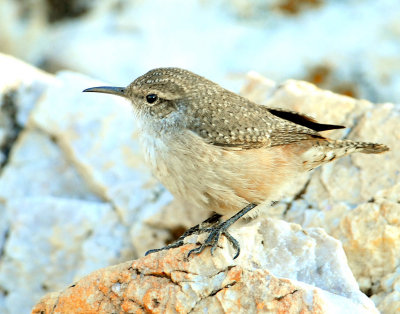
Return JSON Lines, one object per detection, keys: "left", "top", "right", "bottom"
{"left": 84, "top": 67, "right": 389, "bottom": 259}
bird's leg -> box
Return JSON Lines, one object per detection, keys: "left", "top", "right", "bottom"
{"left": 145, "top": 203, "right": 257, "bottom": 259}
{"left": 145, "top": 213, "right": 222, "bottom": 256}
{"left": 188, "top": 203, "right": 257, "bottom": 260}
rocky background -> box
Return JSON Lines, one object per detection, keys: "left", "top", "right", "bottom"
{"left": 0, "top": 0, "right": 399, "bottom": 313}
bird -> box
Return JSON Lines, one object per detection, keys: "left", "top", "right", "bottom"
{"left": 83, "top": 67, "right": 389, "bottom": 259}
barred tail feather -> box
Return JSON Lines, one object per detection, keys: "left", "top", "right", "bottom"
{"left": 335, "top": 140, "right": 390, "bottom": 154}
{"left": 301, "top": 139, "right": 389, "bottom": 171}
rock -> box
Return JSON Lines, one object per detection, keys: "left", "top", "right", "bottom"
{"left": 0, "top": 197, "right": 130, "bottom": 314}
{"left": 0, "top": 54, "right": 56, "bottom": 126}
{"left": 371, "top": 266, "right": 400, "bottom": 314}
{"left": 337, "top": 201, "right": 400, "bottom": 292}
{"left": 0, "top": 53, "right": 56, "bottom": 167}
{"left": 32, "top": 218, "right": 377, "bottom": 313}
{"left": 0, "top": 129, "right": 98, "bottom": 200}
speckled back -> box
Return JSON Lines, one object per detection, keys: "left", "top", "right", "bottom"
{"left": 128, "top": 67, "right": 325, "bottom": 149}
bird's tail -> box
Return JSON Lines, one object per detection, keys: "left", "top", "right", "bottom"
{"left": 301, "top": 139, "right": 389, "bottom": 171}
{"left": 330, "top": 139, "right": 389, "bottom": 155}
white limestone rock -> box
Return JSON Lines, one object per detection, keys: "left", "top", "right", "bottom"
{"left": 201, "top": 218, "right": 368, "bottom": 305}
{"left": 0, "top": 53, "right": 57, "bottom": 168}
{"left": 336, "top": 201, "right": 400, "bottom": 291}
{"left": 0, "top": 129, "right": 98, "bottom": 201}
{"left": 0, "top": 197, "right": 130, "bottom": 314}
{"left": 0, "top": 53, "right": 57, "bottom": 125}
{"left": 371, "top": 266, "right": 400, "bottom": 314}
{"left": 185, "top": 217, "right": 377, "bottom": 312}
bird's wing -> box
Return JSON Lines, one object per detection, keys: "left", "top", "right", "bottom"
{"left": 189, "top": 94, "right": 344, "bottom": 150}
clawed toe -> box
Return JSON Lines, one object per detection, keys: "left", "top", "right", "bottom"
{"left": 145, "top": 213, "right": 222, "bottom": 257}
{"left": 145, "top": 239, "right": 185, "bottom": 256}
{"left": 185, "top": 204, "right": 257, "bottom": 259}
{"left": 222, "top": 231, "right": 240, "bottom": 259}
{"left": 187, "top": 224, "right": 240, "bottom": 259}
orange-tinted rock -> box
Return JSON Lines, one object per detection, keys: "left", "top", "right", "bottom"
{"left": 33, "top": 218, "right": 377, "bottom": 313}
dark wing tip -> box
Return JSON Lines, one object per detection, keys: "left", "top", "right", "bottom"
{"left": 268, "top": 108, "right": 345, "bottom": 132}
{"left": 314, "top": 123, "right": 346, "bottom": 132}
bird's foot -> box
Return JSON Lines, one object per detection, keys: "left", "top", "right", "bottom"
{"left": 187, "top": 220, "right": 241, "bottom": 259}
{"left": 145, "top": 204, "right": 257, "bottom": 260}
{"left": 188, "top": 203, "right": 257, "bottom": 260}
{"left": 145, "top": 213, "right": 221, "bottom": 256}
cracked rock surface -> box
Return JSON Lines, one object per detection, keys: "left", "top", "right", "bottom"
{"left": 32, "top": 218, "right": 377, "bottom": 313}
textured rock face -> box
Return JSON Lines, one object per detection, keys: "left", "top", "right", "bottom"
{"left": 32, "top": 218, "right": 377, "bottom": 313}
{"left": 0, "top": 53, "right": 398, "bottom": 313}
{"left": 1, "top": 197, "right": 128, "bottom": 312}
{"left": 0, "top": 54, "right": 55, "bottom": 166}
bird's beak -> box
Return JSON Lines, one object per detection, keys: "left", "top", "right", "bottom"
{"left": 83, "top": 86, "right": 126, "bottom": 97}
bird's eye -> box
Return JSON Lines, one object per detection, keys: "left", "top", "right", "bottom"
{"left": 146, "top": 94, "right": 158, "bottom": 104}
